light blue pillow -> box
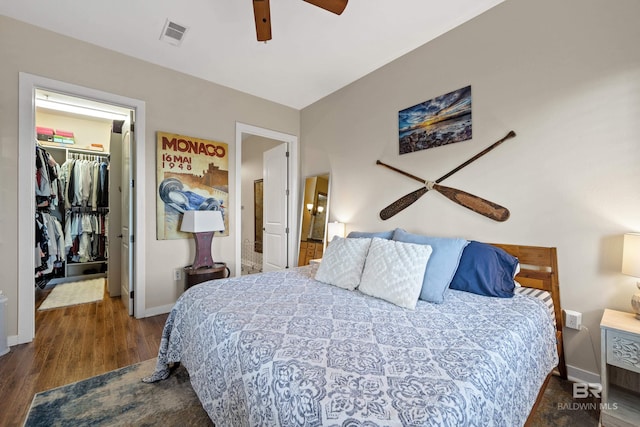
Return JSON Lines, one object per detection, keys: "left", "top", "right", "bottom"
{"left": 347, "top": 229, "right": 395, "bottom": 240}
{"left": 392, "top": 228, "right": 469, "bottom": 303}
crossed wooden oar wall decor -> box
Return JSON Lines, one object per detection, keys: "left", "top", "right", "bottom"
{"left": 377, "top": 130, "right": 516, "bottom": 222}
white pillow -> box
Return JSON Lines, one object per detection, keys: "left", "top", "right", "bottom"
{"left": 314, "top": 237, "right": 372, "bottom": 290}
{"left": 358, "top": 238, "right": 432, "bottom": 309}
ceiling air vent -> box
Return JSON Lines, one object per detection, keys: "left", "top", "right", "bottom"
{"left": 160, "top": 19, "right": 188, "bottom": 46}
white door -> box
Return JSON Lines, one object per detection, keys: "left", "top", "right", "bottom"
{"left": 107, "top": 127, "right": 123, "bottom": 296}
{"left": 262, "top": 143, "right": 289, "bottom": 271}
{"left": 120, "top": 114, "right": 134, "bottom": 315}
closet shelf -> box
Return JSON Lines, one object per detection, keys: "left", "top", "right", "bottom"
{"left": 38, "top": 141, "right": 106, "bottom": 154}
{"left": 67, "top": 260, "right": 108, "bottom": 265}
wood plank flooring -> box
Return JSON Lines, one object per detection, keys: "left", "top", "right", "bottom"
{"left": 0, "top": 284, "right": 168, "bottom": 427}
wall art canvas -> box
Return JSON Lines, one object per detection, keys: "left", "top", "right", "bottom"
{"left": 156, "top": 131, "right": 229, "bottom": 240}
{"left": 399, "top": 85, "right": 472, "bottom": 154}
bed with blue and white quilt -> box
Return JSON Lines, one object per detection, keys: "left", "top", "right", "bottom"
{"left": 144, "top": 233, "right": 563, "bottom": 427}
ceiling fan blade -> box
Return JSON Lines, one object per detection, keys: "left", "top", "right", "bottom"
{"left": 303, "top": 0, "right": 348, "bottom": 15}
{"left": 253, "top": 0, "right": 272, "bottom": 41}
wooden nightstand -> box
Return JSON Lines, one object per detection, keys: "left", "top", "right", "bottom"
{"left": 600, "top": 309, "right": 640, "bottom": 427}
{"left": 184, "top": 262, "right": 230, "bottom": 291}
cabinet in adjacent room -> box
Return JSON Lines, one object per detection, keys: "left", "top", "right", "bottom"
{"left": 298, "top": 240, "right": 324, "bottom": 266}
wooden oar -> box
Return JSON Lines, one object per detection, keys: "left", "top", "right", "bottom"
{"left": 377, "top": 161, "right": 510, "bottom": 221}
{"left": 429, "top": 183, "right": 510, "bottom": 222}
{"left": 377, "top": 130, "right": 515, "bottom": 220}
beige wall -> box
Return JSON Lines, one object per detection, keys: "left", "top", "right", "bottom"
{"left": 300, "top": 0, "right": 640, "bottom": 380}
{"left": 0, "top": 16, "right": 299, "bottom": 338}
{"left": 36, "top": 110, "right": 112, "bottom": 152}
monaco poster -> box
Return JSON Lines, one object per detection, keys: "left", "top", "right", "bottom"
{"left": 156, "top": 131, "right": 229, "bottom": 240}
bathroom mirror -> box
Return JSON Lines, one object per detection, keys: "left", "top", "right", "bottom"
{"left": 298, "top": 174, "right": 329, "bottom": 266}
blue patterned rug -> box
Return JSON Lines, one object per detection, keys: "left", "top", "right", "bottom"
{"left": 24, "top": 359, "right": 598, "bottom": 426}
{"left": 24, "top": 359, "right": 212, "bottom": 427}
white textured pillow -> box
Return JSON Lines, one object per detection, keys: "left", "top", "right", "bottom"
{"left": 358, "top": 238, "right": 432, "bottom": 309}
{"left": 314, "top": 237, "right": 372, "bottom": 290}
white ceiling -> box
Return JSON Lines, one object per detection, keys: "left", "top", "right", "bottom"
{"left": 2, "top": 0, "right": 504, "bottom": 110}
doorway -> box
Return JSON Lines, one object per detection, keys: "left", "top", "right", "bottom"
{"left": 234, "top": 123, "right": 299, "bottom": 277}
{"left": 240, "top": 135, "right": 281, "bottom": 275}
{"left": 17, "top": 73, "right": 147, "bottom": 344}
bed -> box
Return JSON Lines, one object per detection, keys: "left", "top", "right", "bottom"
{"left": 144, "top": 239, "right": 566, "bottom": 427}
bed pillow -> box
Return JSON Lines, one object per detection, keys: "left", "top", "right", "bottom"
{"left": 449, "top": 241, "right": 519, "bottom": 298}
{"left": 392, "top": 228, "right": 469, "bottom": 304}
{"left": 358, "top": 237, "right": 432, "bottom": 309}
{"left": 347, "top": 230, "right": 395, "bottom": 240}
{"left": 314, "top": 237, "right": 372, "bottom": 290}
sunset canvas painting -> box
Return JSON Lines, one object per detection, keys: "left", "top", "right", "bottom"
{"left": 399, "top": 85, "right": 472, "bottom": 154}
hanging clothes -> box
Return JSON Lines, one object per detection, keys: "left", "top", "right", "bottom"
{"left": 59, "top": 157, "right": 109, "bottom": 209}
{"left": 64, "top": 210, "right": 109, "bottom": 263}
{"left": 35, "top": 145, "right": 110, "bottom": 288}
{"left": 35, "top": 211, "right": 65, "bottom": 288}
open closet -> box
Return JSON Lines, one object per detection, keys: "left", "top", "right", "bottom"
{"left": 33, "top": 90, "right": 127, "bottom": 296}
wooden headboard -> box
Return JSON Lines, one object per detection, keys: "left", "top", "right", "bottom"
{"left": 491, "top": 243, "right": 567, "bottom": 379}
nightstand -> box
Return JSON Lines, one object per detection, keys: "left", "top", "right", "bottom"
{"left": 184, "top": 262, "right": 230, "bottom": 291}
{"left": 600, "top": 309, "right": 640, "bottom": 427}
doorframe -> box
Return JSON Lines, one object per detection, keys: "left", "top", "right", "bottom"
{"left": 234, "top": 122, "right": 299, "bottom": 277}
{"left": 17, "top": 72, "right": 147, "bottom": 344}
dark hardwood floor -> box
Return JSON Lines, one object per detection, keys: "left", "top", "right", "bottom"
{"left": 0, "top": 283, "right": 168, "bottom": 427}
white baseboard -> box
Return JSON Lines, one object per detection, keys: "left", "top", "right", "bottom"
{"left": 566, "top": 364, "right": 600, "bottom": 385}
{"left": 8, "top": 334, "right": 19, "bottom": 347}
{"left": 144, "top": 303, "right": 174, "bottom": 317}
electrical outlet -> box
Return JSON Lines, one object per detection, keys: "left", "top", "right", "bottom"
{"left": 564, "top": 309, "right": 582, "bottom": 330}
{"left": 173, "top": 268, "right": 182, "bottom": 281}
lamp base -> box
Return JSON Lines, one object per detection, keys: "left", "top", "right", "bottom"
{"left": 632, "top": 282, "right": 640, "bottom": 320}
{"left": 191, "top": 231, "right": 215, "bottom": 270}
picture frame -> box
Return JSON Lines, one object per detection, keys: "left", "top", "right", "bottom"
{"left": 399, "top": 85, "right": 472, "bottom": 154}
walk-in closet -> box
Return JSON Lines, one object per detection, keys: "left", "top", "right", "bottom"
{"left": 34, "top": 89, "right": 129, "bottom": 311}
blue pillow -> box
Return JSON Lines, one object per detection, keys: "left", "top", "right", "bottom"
{"left": 392, "top": 228, "right": 468, "bottom": 304}
{"left": 450, "top": 241, "right": 519, "bottom": 298}
{"left": 347, "top": 230, "right": 395, "bottom": 240}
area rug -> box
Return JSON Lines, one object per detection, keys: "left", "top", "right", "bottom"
{"left": 24, "top": 358, "right": 599, "bottom": 427}
{"left": 527, "top": 374, "right": 600, "bottom": 427}
{"left": 38, "top": 278, "right": 105, "bottom": 311}
{"left": 23, "top": 358, "right": 212, "bottom": 427}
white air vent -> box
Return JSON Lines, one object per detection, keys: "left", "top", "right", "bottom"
{"left": 160, "top": 19, "right": 188, "bottom": 46}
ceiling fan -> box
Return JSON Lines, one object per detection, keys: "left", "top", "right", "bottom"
{"left": 252, "top": 0, "right": 348, "bottom": 42}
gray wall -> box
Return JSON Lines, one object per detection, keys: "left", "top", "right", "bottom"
{"left": 300, "top": 0, "right": 640, "bottom": 380}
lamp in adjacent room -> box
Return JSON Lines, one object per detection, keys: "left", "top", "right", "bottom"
{"left": 306, "top": 203, "right": 324, "bottom": 216}
{"left": 327, "top": 221, "right": 346, "bottom": 242}
{"left": 622, "top": 232, "right": 640, "bottom": 319}
{"left": 180, "top": 210, "right": 225, "bottom": 270}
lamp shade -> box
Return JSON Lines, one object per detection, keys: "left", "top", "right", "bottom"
{"left": 622, "top": 233, "right": 640, "bottom": 278}
{"left": 327, "top": 221, "right": 346, "bottom": 242}
{"left": 180, "top": 210, "right": 225, "bottom": 233}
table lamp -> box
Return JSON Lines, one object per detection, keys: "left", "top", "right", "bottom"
{"left": 327, "top": 221, "right": 346, "bottom": 242}
{"left": 181, "top": 210, "right": 225, "bottom": 270}
{"left": 622, "top": 232, "right": 640, "bottom": 319}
